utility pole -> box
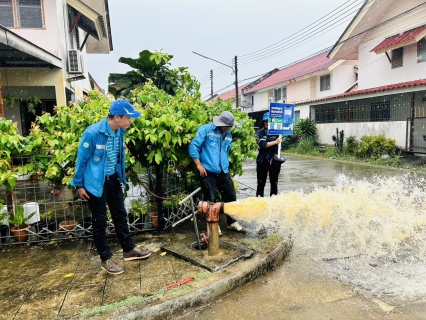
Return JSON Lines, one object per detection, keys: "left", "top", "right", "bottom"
{"left": 234, "top": 56, "right": 238, "bottom": 109}
{"left": 192, "top": 51, "right": 239, "bottom": 108}
{"left": 210, "top": 70, "right": 213, "bottom": 99}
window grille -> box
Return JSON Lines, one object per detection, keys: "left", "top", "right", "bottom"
{"left": 0, "top": 0, "right": 43, "bottom": 28}
{"left": 0, "top": 0, "right": 14, "bottom": 27}
{"left": 274, "top": 88, "right": 281, "bottom": 101}
{"left": 312, "top": 91, "right": 415, "bottom": 124}
{"left": 391, "top": 47, "right": 403, "bottom": 69}
{"left": 320, "top": 75, "right": 330, "bottom": 91}
{"left": 418, "top": 38, "right": 426, "bottom": 63}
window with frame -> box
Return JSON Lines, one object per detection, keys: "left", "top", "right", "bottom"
{"left": 320, "top": 74, "right": 330, "bottom": 91}
{"left": 418, "top": 38, "right": 426, "bottom": 63}
{"left": 274, "top": 86, "right": 286, "bottom": 101}
{"left": 274, "top": 87, "right": 281, "bottom": 101}
{"left": 0, "top": 0, "right": 44, "bottom": 29}
{"left": 282, "top": 86, "right": 287, "bottom": 100}
{"left": 391, "top": 47, "right": 403, "bottom": 68}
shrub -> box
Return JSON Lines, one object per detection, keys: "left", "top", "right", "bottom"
{"left": 295, "top": 138, "right": 316, "bottom": 154}
{"left": 294, "top": 118, "right": 316, "bottom": 141}
{"left": 281, "top": 135, "right": 299, "bottom": 150}
{"left": 344, "top": 136, "right": 358, "bottom": 155}
{"left": 357, "top": 135, "right": 396, "bottom": 158}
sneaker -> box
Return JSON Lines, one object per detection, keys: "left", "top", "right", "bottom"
{"left": 228, "top": 221, "right": 246, "bottom": 233}
{"left": 101, "top": 259, "right": 124, "bottom": 275}
{"left": 123, "top": 248, "right": 151, "bottom": 261}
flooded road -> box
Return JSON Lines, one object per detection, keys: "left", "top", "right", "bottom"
{"left": 178, "top": 156, "right": 426, "bottom": 319}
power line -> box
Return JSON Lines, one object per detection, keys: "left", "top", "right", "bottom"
{"left": 238, "top": 0, "right": 365, "bottom": 64}
{"left": 203, "top": 0, "right": 423, "bottom": 95}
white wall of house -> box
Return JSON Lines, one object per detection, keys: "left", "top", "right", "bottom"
{"left": 316, "top": 121, "right": 407, "bottom": 148}
{"left": 294, "top": 104, "right": 310, "bottom": 121}
{"left": 255, "top": 90, "right": 269, "bottom": 112}
{"left": 241, "top": 92, "right": 260, "bottom": 112}
{"left": 10, "top": 0, "right": 61, "bottom": 58}
{"left": 4, "top": 0, "right": 97, "bottom": 104}
{"left": 288, "top": 79, "right": 310, "bottom": 102}
{"left": 331, "top": 64, "right": 356, "bottom": 93}
{"left": 359, "top": 38, "right": 426, "bottom": 90}
{"left": 316, "top": 66, "right": 356, "bottom": 99}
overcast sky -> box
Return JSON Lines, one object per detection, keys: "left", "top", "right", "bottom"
{"left": 87, "top": 0, "right": 363, "bottom": 99}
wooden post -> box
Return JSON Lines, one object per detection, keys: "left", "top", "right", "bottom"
{"left": 207, "top": 223, "right": 219, "bottom": 256}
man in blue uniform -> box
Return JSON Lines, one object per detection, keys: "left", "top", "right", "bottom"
{"left": 72, "top": 100, "right": 151, "bottom": 275}
{"left": 256, "top": 112, "right": 283, "bottom": 197}
{"left": 189, "top": 111, "right": 245, "bottom": 232}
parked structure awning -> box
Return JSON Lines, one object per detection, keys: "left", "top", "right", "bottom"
{"left": 370, "top": 25, "right": 426, "bottom": 54}
{"left": 0, "top": 25, "right": 62, "bottom": 68}
{"left": 67, "top": 0, "right": 107, "bottom": 41}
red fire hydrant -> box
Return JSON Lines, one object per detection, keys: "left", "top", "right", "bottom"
{"left": 197, "top": 201, "right": 223, "bottom": 256}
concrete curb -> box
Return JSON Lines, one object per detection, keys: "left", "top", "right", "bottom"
{"left": 115, "top": 240, "right": 291, "bottom": 320}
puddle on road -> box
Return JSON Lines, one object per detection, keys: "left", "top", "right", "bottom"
{"left": 225, "top": 173, "right": 426, "bottom": 304}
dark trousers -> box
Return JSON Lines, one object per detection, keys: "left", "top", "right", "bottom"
{"left": 87, "top": 176, "right": 135, "bottom": 261}
{"left": 256, "top": 162, "right": 281, "bottom": 197}
{"left": 200, "top": 171, "right": 236, "bottom": 225}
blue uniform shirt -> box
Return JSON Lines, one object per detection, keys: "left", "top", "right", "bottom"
{"left": 188, "top": 123, "right": 233, "bottom": 174}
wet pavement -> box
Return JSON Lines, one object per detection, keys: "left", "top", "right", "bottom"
{"left": 1, "top": 155, "right": 425, "bottom": 320}
{"left": 0, "top": 219, "right": 290, "bottom": 320}
{"left": 178, "top": 156, "right": 426, "bottom": 320}
{"left": 0, "top": 157, "right": 294, "bottom": 320}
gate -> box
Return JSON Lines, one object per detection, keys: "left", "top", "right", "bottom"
{"left": 406, "top": 117, "right": 426, "bottom": 153}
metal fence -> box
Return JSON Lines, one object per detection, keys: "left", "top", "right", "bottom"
{"left": 312, "top": 91, "right": 419, "bottom": 124}
{"left": 0, "top": 157, "right": 200, "bottom": 246}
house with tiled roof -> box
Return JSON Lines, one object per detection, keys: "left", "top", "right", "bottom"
{"left": 242, "top": 49, "right": 357, "bottom": 126}
{"left": 300, "top": 0, "right": 426, "bottom": 152}
{"left": 209, "top": 68, "right": 279, "bottom": 110}
{"left": 0, "top": 0, "right": 112, "bottom": 136}
{"left": 209, "top": 82, "right": 251, "bottom": 108}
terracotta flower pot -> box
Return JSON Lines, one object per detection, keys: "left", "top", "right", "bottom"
{"left": 150, "top": 212, "right": 159, "bottom": 228}
{"left": 59, "top": 220, "right": 78, "bottom": 230}
{"left": 10, "top": 225, "right": 30, "bottom": 242}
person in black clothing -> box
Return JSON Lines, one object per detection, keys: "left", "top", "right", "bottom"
{"left": 256, "top": 112, "right": 283, "bottom": 197}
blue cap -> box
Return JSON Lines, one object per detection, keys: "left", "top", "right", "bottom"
{"left": 109, "top": 100, "right": 141, "bottom": 118}
{"left": 262, "top": 112, "right": 269, "bottom": 121}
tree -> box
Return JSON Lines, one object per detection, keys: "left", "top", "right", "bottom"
{"left": 108, "top": 49, "right": 198, "bottom": 99}
{"left": 126, "top": 81, "right": 257, "bottom": 179}
{"left": 26, "top": 83, "right": 257, "bottom": 189}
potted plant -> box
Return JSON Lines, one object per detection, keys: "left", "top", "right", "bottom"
{"left": 128, "top": 198, "right": 150, "bottom": 230}
{"left": 3, "top": 95, "right": 19, "bottom": 109}
{"left": 35, "top": 209, "right": 56, "bottom": 240}
{"left": 25, "top": 96, "right": 42, "bottom": 115}
{"left": 9, "top": 205, "right": 36, "bottom": 242}
{"left": 59, "top": 219, "right": 78, "bottom": 231}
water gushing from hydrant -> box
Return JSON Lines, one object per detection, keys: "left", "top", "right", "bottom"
{"left": 225, "top": 173, "right": 426, "bottom": 262}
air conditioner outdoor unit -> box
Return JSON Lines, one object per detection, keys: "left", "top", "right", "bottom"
{"left": 68, "top": 49, "right": 83, "bottom": 74}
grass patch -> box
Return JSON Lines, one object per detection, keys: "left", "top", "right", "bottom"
{"left": 78, "top": 272, "right": 210, "bottom": 317}
{"left": 242, "top": 233, "right": 284, "bottom": 252}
